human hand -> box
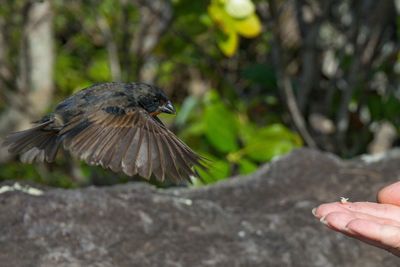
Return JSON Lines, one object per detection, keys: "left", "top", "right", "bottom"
{"left": 313, "top": 181, "right": 400, "bottom": 256}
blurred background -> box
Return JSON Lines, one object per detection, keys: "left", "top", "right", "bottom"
{"left": 0, "top": 0, "right": 398, "bottom": 188}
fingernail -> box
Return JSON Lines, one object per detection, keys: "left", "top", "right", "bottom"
{"left": 312, "top": 207, "right": 317, "bottom": 217}
{"left": 319, "top": 216, "right": 328, "bottom": 226}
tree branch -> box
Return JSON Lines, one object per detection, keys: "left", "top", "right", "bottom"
{"left": 268, "top": 0, "right": 318, "bottom": 149}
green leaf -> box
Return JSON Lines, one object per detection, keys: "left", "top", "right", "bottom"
{"left": 241, "top": 124, "right": 302, "bottom": 162}
{"left": 204, "top": 102, "right": 238, "bottom": 153}
{"left": 237, "top": 119, "right": 257, "bottom": 144}
{"left": 238, "top": 158, "right": 258, "bottom": 174}
{"left": 180, "top": 120, "right": 206, "bottom": 138}
{"left": 257, "top": 124, "right": 302, "bottom": 144}
{"left": 244, "top": 139, "right": 295, "bottom": 162}
{"left": 195, "top": 153, "right": 231, "bottom": 184}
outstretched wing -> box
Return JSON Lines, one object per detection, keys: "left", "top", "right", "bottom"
{"left": 59, "top": 107, "right": 205, "bottom": 182}
{"left": 2, "top": 119, "right": 61, "bottom": 163}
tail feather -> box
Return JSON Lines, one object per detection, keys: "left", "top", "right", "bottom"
{"left": 43, "top": 136, "right": 60, "bottom": 162}
{"left": 3, "top": 120, "right": 61, "bottom": 163}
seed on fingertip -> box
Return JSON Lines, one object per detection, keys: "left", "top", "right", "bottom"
{"left": 340, "top": 197, "right": 349, "bottom": 204}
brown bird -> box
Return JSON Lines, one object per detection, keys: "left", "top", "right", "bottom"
{"left": 3, "top": 82, "right": 205, "bottom": 182}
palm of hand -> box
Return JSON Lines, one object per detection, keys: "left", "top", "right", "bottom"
{"left": 313, "top": 181, "right": 400, "bottom": 256}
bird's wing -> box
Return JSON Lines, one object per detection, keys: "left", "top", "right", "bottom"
{"left": 59, "top": 108, "right": 205, "bottom": 182}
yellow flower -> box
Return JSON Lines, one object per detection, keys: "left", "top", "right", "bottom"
{"left": 208, "top": 0, "right": 262, "bottom": 56}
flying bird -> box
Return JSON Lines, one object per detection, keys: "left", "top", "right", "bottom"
{"left": 3, "top": 82, "right": 205, "bottom": 182}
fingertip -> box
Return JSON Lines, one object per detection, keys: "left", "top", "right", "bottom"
{"left": 312, "top": 204, "right": 329, "bottom": 218}
{"left": 313, "top": 202, "right": 350, "bottom": 218}
{"left": 312, "top": 207, "right": 317, "bottom": 217}
{"left": 377, "top": 181, "right": 400, "bottom": 205}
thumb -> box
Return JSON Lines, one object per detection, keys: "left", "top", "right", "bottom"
{"left": 377, "top": 181, "right": 400, "bottom": 206}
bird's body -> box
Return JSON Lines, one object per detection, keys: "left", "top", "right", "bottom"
{"left": 3, "top": 82, "right": 204, "bottom": 182}
{"left": 52, "top": 83, "right": 160, "bottom": 123}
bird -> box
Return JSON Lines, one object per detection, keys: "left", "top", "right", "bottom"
{"left": 3, "top": 82, "right": 205, "bottom": 183}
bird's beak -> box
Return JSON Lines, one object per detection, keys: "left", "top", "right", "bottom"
{"left": 159, "top": 101, "right": 176, "bottom": 114}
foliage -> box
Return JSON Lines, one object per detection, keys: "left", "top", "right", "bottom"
{"left": 0, "top": 0, "right": 399, "bottom": 187}
{"left": 177, "top": 90, "right": 302, "bottom": 184}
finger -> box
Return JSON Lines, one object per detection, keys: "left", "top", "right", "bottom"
{"left": 313, "top": 202, "right": 352, "bottom": 218}
{"left": 323, "top": 210, "right": 400, "bottom": 230}
{"left": 347, "top": 219, "right": 400, "bottom": 256}
{"left": 319, "top": 212, "right": 400, "bottom": 255}
{"left": 340, "top": 202, "right": 400, "bottom": 221}
{"left": 314, "top": 202, "right": 400, "bottom": 222}
{"left": 323, "top": 212, "right": 356, "bottom": 232}
{"left": 377, "top": 181, "right": 400, "bottom": 206}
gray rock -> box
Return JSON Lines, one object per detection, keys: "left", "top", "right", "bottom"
{"left": 1, "top": 148, "right": 399, "bottom": 267}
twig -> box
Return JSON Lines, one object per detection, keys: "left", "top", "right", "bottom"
{"left": 281, "top": 72, "right": 318, "bottom": 148}
{"left": 268, "top": 0, "right": 318, "bottom": 149}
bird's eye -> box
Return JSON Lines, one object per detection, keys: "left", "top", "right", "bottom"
{"left": 139, "top": 97, "right": 161, "bottom": 113}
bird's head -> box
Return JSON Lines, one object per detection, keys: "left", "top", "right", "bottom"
{"left": 136, "top": 84, "right": 176, "bottom": 116}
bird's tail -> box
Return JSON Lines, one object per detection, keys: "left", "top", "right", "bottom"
{"left": 2, "top": 120, "right": 61, "bottom": 163}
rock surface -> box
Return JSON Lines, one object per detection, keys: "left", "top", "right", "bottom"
{"left": 1, "top": 148, "right": 400, "bottom": 267}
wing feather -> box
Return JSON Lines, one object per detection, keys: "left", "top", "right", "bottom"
{"left": 59, "top": 108, "right": 205, "bottom": 182}
{"left": 98, "top": 117, "right": 129, "bottom": 168}
{"left": 124, "top": 127, "right": 144, "bottom": 176}
{"left": 121, "top": 127, "right": 140, "bottom": 176}
{"left": 108, "top": 126, "right": 131, "bottom": 172}
{"left": 148, "top": 121, "right": 165, "bottom": 181}
{"left": 159, "top": 134, "right": 181, "bottom": 181}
